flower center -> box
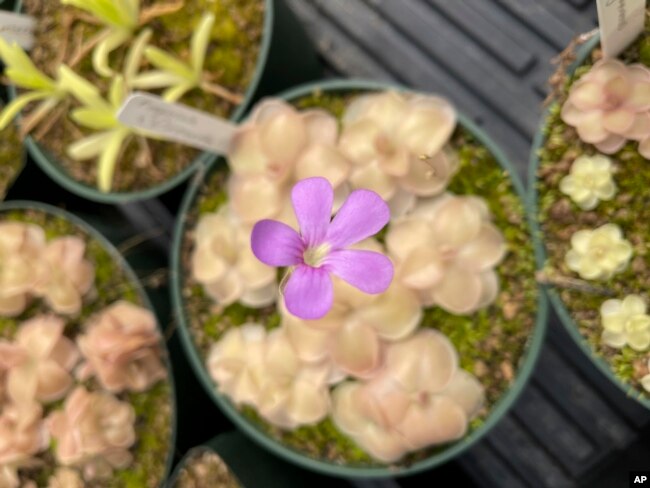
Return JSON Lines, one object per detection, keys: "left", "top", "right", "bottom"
{"left": 303, "top": 244, "right": 331, "bottom": 268}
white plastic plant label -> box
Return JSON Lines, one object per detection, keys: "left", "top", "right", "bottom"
{"left": 117, "top": 92, "right": 237, "bottom": 155}
{"left": 0, "top": 11, "right": 35, "bottom": 50}
{"left": 596, "top": 0, "right": 647, "bottom": 58}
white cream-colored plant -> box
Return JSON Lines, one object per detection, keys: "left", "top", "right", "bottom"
{"left": 559, "top": 154, "right": 617, "bottom": 210}
{"left": 565, "top": 224, "right": 633, "bottom": 280}
{"left": 600, "top": 294, "right": 650, "bottom": 351}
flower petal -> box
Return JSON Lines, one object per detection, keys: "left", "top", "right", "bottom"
{"left": 326, "top": 189, "right": 390, "bottom": 249}
{"left": 325, "top": 249, "right": 393, "bottom": 294}
{"left": 284, "top": 266, "right": 333, "bottom": 320}
{"left": 251, "top": 220, "right": 303, "bottom": 267}
{"left": 291, "top": 177, "right": 334, "bottom": 247}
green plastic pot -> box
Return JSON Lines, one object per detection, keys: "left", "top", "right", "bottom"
{"left": 528, "top": 34, "right": 650, "bottom": 409}
{"left": 0, "top": 200, "right": 179, "bottom": 485}
{"left": 167, "top": 431, "right": 335, "bottom": 488}
{"left": 10, "top": 0, "right": 321, "bottom": 204}
{"left": 171, "top": 79, "right": 548, "bottom": 478}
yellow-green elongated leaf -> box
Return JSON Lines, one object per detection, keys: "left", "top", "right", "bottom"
{"left": 163, "top": 83, "right": 194, "bottom": 102}
{"left": 62, "top": 0, "right": 133, "bottom": 29}
{"left": 115, "top": 0, "right": 140, "bottom": 26}
{"left": 109, "top": 76, "right": 126, "bottom": 108}
{"left": 93, "top": 28, "right": 131, "bottom": 77}
{"left": 144, "top": 46, "right": 194, "bottom": 79}
{"left": 0, "top": 91, "right": 49, "bottom": 130}
{"left": 0, "top": 38, "right": 56, "bottom": 91}
{"left": 57, "top": 65, "right": 104, "bottom": 109}
{"left": 191, "top": 13, "right": 215, "bottom": 75}
{"left": 71, "top": 108, "right": 117, "bottom": 130}
{"left": 97, "top": 129, "right": 130, "bottom": 192}
{"left": 130, "top": 71, "right": 186, "bottom": 89}
{"left": 124, "top": 28, "right": 152, "bottom": 85}
{"left": 67, "top": 131, "right": 115, "bottom": 160}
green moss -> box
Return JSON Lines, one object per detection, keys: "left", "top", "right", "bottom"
{"left": 180, "top": 90, "right": 538, "bottom": 467}
{"left": 171, "top": 448, "right": 241, "bottom": 488}
{"left": 22, "top": 0, "right": 264, "bottom": 193}
{"left": 0, "top": 121, "right": 23, "bottom": 200}
{"left": 1, "top": 208, "right": 172, "bottom": 487}
{"left": 536, "top": 14, "right": 650, "bottom": 399}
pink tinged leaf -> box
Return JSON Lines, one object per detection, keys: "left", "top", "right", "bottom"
{"left": 324, "top": 249, "right": 393, "bottom": 294}
{"left": 625, "top": 112, "right": 650, "bottom": 140}
{"left": 295, "top": 145, "right": 352, "bottom": 190}
{"left": 287, "top": 379, "right": 330, "bottom": 425}
{"left": 639, "top": 137, "right": 650, "bottom": 158}
{"left": 331, "top": 382, "right": 368, "bottom": 436}
{"left": 628, "top": 80, "right": 650, "bottom": 110}
{"left": 359, "top": 376, "right": 411, "bottom": 427}
{"left": 8, "top": 363, "right": 38, "bottom": 404}
{"left": 397, "top": 396, "right": 468, "bottom": 449}
{"left": 349, "top": 160, "right": 397, "bottom": 200}
{"left": 284, "top": 315, "right": 332, "bottom": 363}
{"left": 326, "top": 189, "right": 390, "bottom": 249}
{"left": 356, "top": 283, "right": 422, "bottom": 341}
{"left": 594, "top": 134, "right": 626, "bottom": 154}
{"left": 385, "top": 329, "right": 458, "bottom": 394}
{"left": 399, "top": 151, "right": 453, "bottom": 197}
{"left": 331, "top": 320, "right": 381, "bottom": 378}
{"left": 302, "top": 109, "right": 338, "bottom": 145}
{"left": 432, "top": 265, "right": 483, "bottom": 315}
{"left": 36, "top": 361, "right": 73, "bottom": 402}
{"left": 291, "top": 177, "right": 334, "bottom": 247}
{"left": 575, "top": 112, "right": 609, "bottom": 144}
{"left": 251, "top": 219, "right": 303, "bottom": 267}
{"left": 569, "top": 80, "right": 606, "bottom": 111}
{"left": 443, "top": 370, "right": 485, "bottom": 418}
{"left": 357, "top": 424, "right": 408, "bottom": 463}
{"left": 601, "top": 108, "right": 635, "bottom": 135}
{"left": 284, "top": 265, "right": 333, "bottom": 320}
{"left": 457, "top": 223, "right": 507, "bottom": 272}
{"left": 560, "top": 100, "right": 586, "bottom": 126}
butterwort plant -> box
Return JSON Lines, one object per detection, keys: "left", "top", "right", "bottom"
{"left": 251, "top": 177, "right": 394, "bottom": 319}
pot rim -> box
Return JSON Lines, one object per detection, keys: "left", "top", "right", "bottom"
{"left": 10, "top": 0, "right": 275, "bottom": 203}
{"left": 171, "top": 78, "right": 549, "bottom": 477}
{"left": 0, "top": 199, "right": 180, "bottom": 483}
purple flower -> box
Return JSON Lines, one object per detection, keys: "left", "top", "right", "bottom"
{"left": 251, "top": 177, "right": 394, "bottom": 320}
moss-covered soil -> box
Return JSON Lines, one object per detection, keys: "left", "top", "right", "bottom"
{"left": 0, "top": 208, "right": 172, "bottom": 487}
{"left": 536, "top": 17, "right": 650, "bottom": 402}
{"left": 179, "top": 89, "right": 539, "bottom": 467}
{"left": 21, "top": 0, "right": 264, "bottom": 193}
{"left": 0, "top": 122, "right": 23, "bottom": 200}
{"left": 171, "top": 448, "right": 241, "bottom": 488}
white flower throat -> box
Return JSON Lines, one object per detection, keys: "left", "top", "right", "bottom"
{"left": 303, "top": 243, "right": 331, "bottom": 267}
